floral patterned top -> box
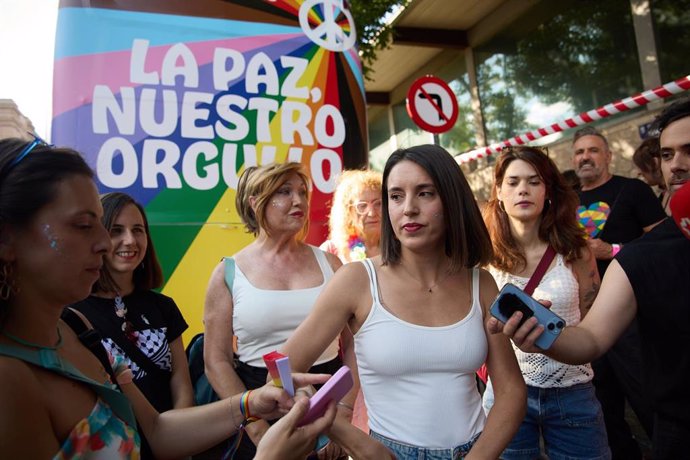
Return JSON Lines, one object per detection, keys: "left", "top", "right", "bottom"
{"left": 54, "top": 398, "right": 140, "bottom": 459}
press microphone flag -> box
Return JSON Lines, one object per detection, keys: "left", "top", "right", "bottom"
{"left": 670, "top": 181, "right": 690, "bottom": 240}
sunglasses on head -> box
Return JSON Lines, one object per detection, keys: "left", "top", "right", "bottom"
{"left": 10, "top": 133, "right": 52, "bottom": 167}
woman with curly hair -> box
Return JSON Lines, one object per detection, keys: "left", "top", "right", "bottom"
{"left": 482, "top": 146, "right": 609, "bottom": 459}
{"left": 321, "top": 170, "right": 383, "bottom": 263}
{"left": 319, "top": 169, "right": 383, "bottom": 433}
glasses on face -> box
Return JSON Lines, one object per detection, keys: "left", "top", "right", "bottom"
{"left": 10, "top": 132, "right": 52, "bottom": 167}
{"left": 353, "top": 199, "right": 382, "bottom": 215}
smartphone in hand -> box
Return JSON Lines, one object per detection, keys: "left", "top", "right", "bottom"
{"left": 490, "top": 283, "right": 566, "bottom": 350}
{"left": 298, "top": 366, "right": 353, "bottom": 426}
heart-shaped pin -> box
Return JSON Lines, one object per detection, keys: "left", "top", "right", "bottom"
{"left": 577, "top": 201, "right": 611, "bottom": 238}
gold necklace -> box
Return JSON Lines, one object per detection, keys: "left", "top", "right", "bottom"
{"left": 398, "top": 263, "right": 452, "bottom": 293}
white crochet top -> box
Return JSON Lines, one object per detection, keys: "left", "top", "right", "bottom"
{"left": 489, "top": 254, "right": 593, "bottom": 388}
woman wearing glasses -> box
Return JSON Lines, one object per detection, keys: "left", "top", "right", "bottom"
{"left": 319, "top": 169, "right": 382, "bottom": 432}
{"left": 0, "top": 138, "right": 337, "bottom": 459}
{"left": 482, "top": 146, "right": 608, "bottom": 459}
{"left": 204, "top": 162, "right": 354, "bottom": 459}
{"left": 320, "top": 170, "right": 383, "bottom": 263}
{"left": 68, "top": 192, "right": 194, "bottom": 459}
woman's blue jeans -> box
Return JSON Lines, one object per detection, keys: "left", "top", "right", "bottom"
{"left": 370, "top": 431, "right": 480, "bottom": 460}
{"left": 502, "top": 382, "right": 611, "bottom": 460}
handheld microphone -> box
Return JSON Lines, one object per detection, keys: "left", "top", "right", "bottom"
{"left": 670, "top": 181, "right": 690, "bottom": 240}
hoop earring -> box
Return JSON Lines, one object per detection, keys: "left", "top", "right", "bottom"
{"left": 0, "top": 262, "right": 17, "bottom": 301}
{"left": 498, "top": 200, "right": 506, "bottom": 212}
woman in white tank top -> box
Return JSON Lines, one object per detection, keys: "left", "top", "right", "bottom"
{"left": 482, "top": 146, "right": 609, "bottom": 459}
{"left": 203, "top": 162, "right": 350, "bottom": 459}
{"left": 282, "top": 145, "right": 526, "bottom": 459}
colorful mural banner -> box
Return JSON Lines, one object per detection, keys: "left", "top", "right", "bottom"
{"left": 52, "top": 0, "right": 368, "bottom": 337}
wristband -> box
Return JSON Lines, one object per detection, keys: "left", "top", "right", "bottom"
{"left": 239, "top": 390, "right": 260, "bottom": 424}
{"left": 611, "top": 243, "right": 621, "bottom": 257}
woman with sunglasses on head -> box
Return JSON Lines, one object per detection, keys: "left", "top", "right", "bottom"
{"left": 281, "top": 145, "right": 526, "bottom": 459}
{"left": 0, "top": 137, "right": 339, "bottom": 459}
{"left": 203, "top": 162, "right": 355, "bottom": 459}
{"left": 67, "top": 192, "right": 193, "bottom": 459}
{"left": 482, "top": 146, "right": 608, "bottom": 459}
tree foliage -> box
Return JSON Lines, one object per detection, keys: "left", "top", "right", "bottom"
{"left": 508, "top": 0, "right": 641, "bottom": 112}
{"left": 348, "top": 0, "right": 411, "bottom": 79}
{"left": 475, "top": 0, "right": 644, "bottom": 143}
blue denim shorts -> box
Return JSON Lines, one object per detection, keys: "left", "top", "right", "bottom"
{"left": 370, "top": 430, "right": 480, "bottom": 460}
{"left": 502, "top": 382, "right": 610, "bottom": 460}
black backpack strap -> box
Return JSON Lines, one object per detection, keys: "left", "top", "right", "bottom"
{"left": 186, "top": 332, "right": 205, "bottom": 383}
{"left": 61, "top": 307, "right": 120, "bottom": 387}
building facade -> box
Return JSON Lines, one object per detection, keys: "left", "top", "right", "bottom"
{"left": 0, "top": 99, "right": 34, "bottom": 141}
{"left": 364, "top": 0, "right": 690, "bottom": 199}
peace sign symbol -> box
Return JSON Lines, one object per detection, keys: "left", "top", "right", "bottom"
{"left": 299, "top": 0, "right": 357, "bottom": 52}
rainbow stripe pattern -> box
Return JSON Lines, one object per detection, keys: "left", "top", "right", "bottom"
{"left": 52, "top": 0, "right": 367, "bottom": 338}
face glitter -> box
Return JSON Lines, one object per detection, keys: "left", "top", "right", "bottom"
{"left": 42, "top": 224, "right": 60, "bottom": 252}
{"left": 271, "top": 199, "right": 290, "bottom": 209}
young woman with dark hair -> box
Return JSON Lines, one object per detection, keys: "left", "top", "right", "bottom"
{"left": 69, "top": 192, "right": 193, "bottom": 459}
{"left": 0, "top": 138, "right": 336, "bottom": 459}
{"left": 282, "top": 144, "right": 526, "bottom": 459}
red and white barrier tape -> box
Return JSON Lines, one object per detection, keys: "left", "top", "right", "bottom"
{"left": 455, "top": 75, "right": 690, "bottom": 164}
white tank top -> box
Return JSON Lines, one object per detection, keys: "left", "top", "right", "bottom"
{"left": 232, "top": 245, "right": 339, "bottom": 367}
{"left": 354, "top": 259, "right": 487, "bottom": 448}
{"left": 489, "top": 254, "right": 593, "bottom": 387}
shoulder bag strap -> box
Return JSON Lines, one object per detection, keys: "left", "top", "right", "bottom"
{"left": 61, "top": 307, "right": 119, "bottom": 385}
{"left": 0, "top": 344, "right": 136, "bottom": 427}
{"left": 523, "top": 245, "right": 557, "bottom": 296}
{"left": 223, "top": 256, "right": 235, "bottom": 292}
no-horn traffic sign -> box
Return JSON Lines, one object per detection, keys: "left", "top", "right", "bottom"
{"left": 406, "top": 75, "right": 459, "bottom": 134}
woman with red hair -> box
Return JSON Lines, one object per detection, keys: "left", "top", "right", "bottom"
{"left": 482, "top": 146, "right": 609, "bottom": 459}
